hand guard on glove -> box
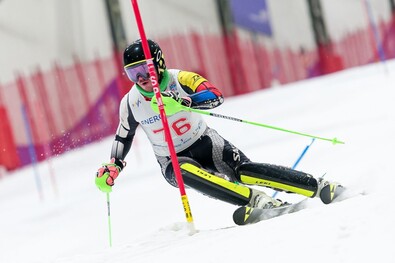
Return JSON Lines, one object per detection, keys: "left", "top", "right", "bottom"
{"left": 95, "top": 158, "right": 126, "bottom": 193}
{"left": 161, "top": 90, "right": 192, "bottom": 108}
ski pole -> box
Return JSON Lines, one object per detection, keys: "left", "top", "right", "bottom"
{"left": 106, "top": 192, "right": 113, "bottom": 247}
{"left": 130, "top": 0, "right": 196, "bottom": 235}
{"left": 152, "top": 96, "right": 345, "bottom": 145}
{"left": 96, "top": 173, "right": 113, "bottom": 247}
{"left": 272, "top": 138, "right": 315, "bottom": 198}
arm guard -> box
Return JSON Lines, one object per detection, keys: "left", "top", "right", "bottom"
{"left": 177, "top": 71, "right": 224, "bottom": 109}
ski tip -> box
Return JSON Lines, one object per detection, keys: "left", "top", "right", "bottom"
{"left": 233, "top": 206, "right": 254, "bottom": 226}
{"left": 320, "top": 184, "right": 346, "bottom": 204}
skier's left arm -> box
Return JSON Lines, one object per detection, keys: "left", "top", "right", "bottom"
{"left": 177, "top": 71, "right": 224, "bottom": 109}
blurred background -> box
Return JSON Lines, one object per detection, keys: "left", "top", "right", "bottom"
{"left": 0, "top": 0, "right": 394, "bottom": 173}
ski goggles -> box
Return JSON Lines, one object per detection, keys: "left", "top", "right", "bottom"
{"left": 124, "top": 60, "right": 151, "bottom": 83}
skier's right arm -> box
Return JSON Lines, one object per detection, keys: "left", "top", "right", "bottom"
{"left": 96, "top": 95, "right": 139, "bottom": 192}
{"left": 177, "top": 71, "right": 224, "bottom": 110}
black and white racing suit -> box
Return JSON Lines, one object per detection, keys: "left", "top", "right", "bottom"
{"left": 110, "top": 69, "right": 249, "bottom": 187}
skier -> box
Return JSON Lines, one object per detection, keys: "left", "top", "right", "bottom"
{"left": 95, "top": 39, "right": 337, "bottom": 210}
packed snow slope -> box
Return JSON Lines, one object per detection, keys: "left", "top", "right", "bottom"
{"left": 1, "top": 60, "right": 394, "bottom": 263}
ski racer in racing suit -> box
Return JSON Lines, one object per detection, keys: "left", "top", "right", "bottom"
{"left": 95, "top": 39, "right": 335, "bottom": 209}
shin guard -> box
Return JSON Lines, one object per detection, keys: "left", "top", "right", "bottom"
{"left": 180, "top": 163, "right": 252, "bottom": 206}
{"left": 237, "top": 162, "right": 318, "bottom": 197}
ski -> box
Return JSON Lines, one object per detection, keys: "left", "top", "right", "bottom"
{"left": 233, "top": 198, "right": 309, "bottom": 225}
{"left": 233, "top": 183, "right": 346, "bottom": 226}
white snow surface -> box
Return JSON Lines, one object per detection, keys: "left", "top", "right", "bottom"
{"left": 1, "top": 61, "right": 395, "bottom": 263}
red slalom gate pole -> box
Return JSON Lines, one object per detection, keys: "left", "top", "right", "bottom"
{"left": 130, "top": 0, "right": 195, "bottom": 234}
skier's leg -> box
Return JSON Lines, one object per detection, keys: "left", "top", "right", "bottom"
{"left": 161, "top": 156, "right": 283, "bottom": 208}
{"left": 179, "top": 160, "right": 251, "bottom": 206}
{"left": 236, "top": 162, "right": 320, "bottom": 198}
{"left": 237, "top": 162, "right": 344, "bottom": 204}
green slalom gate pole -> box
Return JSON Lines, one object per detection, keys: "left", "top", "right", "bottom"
{"left": 151, "top": 97, "right": 345, "bottom": 145}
